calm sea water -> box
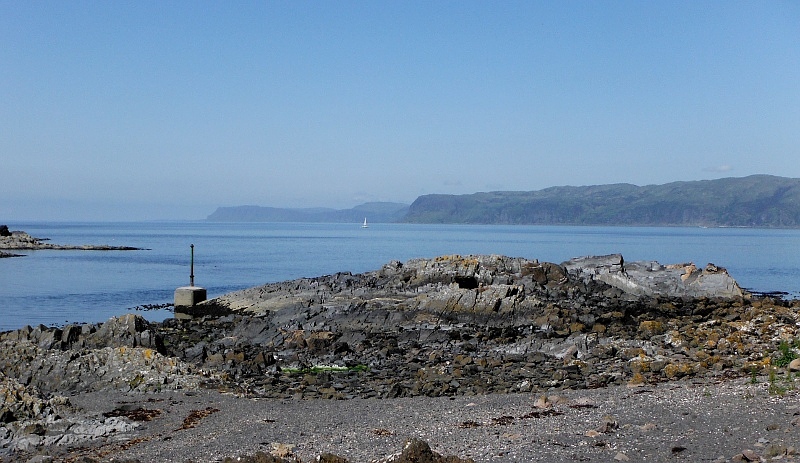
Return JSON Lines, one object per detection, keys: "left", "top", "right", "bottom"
{"left": 1, "top": 221, "right": 799, "bottom": 332}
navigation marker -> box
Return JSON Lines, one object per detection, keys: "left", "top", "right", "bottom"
{"left": 174, "top": 243, "right": 207, "bottom": 310}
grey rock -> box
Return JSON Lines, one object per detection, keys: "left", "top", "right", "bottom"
{"left": 0, "top": 231, "right": 142, "bottom": 252}
{"left": 562, "top": 254, "right": 744, "bottom": 298}
{"left": 83, "top": 314, "right": 164, "bottom": 351}
{"left": 3, "top": 253, "right": 798, "bottom": 458}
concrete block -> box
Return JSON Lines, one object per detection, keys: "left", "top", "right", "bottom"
{"left": 174, "top": 286, "right": 207, "bottom": 308}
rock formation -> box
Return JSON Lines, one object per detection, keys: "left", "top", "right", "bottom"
{"left": 563, "top": 254, "right": 744, "bottom": 299}
{"left": 1, "top": 254, "right": 798, "bottom": 459}
{"left": 0, "top": 230, "right": 143, "bottom": 253}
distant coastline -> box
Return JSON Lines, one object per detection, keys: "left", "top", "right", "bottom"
{"left": 207, "top": 201, "right": 410, "bottom": 223}
{"left": 207, "top": 175, "right": 800, "bottom": 228}
{"left": 0, "top": 229, "right": 144, "bottom": 256}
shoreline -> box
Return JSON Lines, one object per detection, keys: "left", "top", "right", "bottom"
{"left": 7, "top": 375, "right": 799, "bottom": 462}
{"left": 0, "top": 229, "right": 145, "bottom": 254}
{"left": 2, "top": 253, "right": 800, "bottom": 461}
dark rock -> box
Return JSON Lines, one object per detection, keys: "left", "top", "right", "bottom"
{"left": 317, "top": 453, "right": 351, "bottom": 463}
{"left": 375, "top": 438, "right": 475, "bottom": 463}
{"left": 83, "top": 314, "right": 165, "bottom": 353}
{"left": 3, "top": 253, "right": 799, "bottom": 457}
{"left": 0, "top": 230, "right": 143, "bottom": 252}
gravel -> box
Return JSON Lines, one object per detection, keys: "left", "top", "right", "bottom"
{"left": 36, "top": 375, "right": 800, "bottom": 463}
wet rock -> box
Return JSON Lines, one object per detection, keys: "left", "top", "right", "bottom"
{"left": 0, "top": 251, "right": 24, "bottom": 258}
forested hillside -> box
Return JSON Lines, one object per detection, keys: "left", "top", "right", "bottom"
{"left": 402, "top": 175, "right": 800, "bottom": 227}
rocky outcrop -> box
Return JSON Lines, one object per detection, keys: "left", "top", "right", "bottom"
{"left": 0, "top": 315, "right": 203, "bottom": 395}
{"left": 204, "top": 254, "right": 743, "bottom": 318}
{"left": 0, "top": 373, "right": 144, "bottom": 454}
{"left": 1, "top": 254, "right": 798, "bottom": 459}
{"left": 0, "top": 231, "right": 143, "bottom": 252}
{"left": 563, "top": 254, "right": 744, "bottom": 298}
{"left": 153, "top": 255, "right": 796, "bottom": 400}
{"left": 0, "top": 316, "right": 210, "bottom": 463}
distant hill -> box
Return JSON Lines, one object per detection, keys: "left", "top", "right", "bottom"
{"left": 402, "top": 175, "right": 800, "bottom": 227}
{"left": 207, "top": 202, "right": 410, "bottom": 223}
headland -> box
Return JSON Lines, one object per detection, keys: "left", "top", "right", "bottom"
{"left": 0, "top": 227, "right": 143, "bottom": 255}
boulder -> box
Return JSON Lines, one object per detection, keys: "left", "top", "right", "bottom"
{"left": 83, "top": 314, "right": 165, "bottom": 352}
{"left": 563, "top": 254, "right": 744, "bottom": 299}
{"left": 788, "top": 358, "right": 800, "bottom": 372}
{"left": 374, "top": 438, "right": 475, "bottom": 463}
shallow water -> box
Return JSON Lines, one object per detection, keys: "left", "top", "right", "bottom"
{"left": 1, "top": 221, "right": 798, "bottom": 331}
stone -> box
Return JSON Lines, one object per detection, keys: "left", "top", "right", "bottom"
{"left": 373, "top": 438, "right": 475, "bottom": 463}
{"left": 317, "top": 454, "right": 351, "bottom": 463}
{"left": 174, "top": 286, "right": 208, "bottom": 308}
{"left": 270, "top": 442, "right": 296, "bottom": 458}
{"left": 765, "top": 444, "right": 787, "bottom": 458}
{"left": 638, "top": 320, "right": 666, "bottom": 337}
{"left": 638, "top": 422, "right": 657, "bottom": 432}
{"left": 2, "top": 253, "right": 799, "bottom": 458}
{"left": 741, "top": 449, "right": 760, "bottom": 461}
{"left": 25, "top": 456, "right": 55, "bottom": 463}
{"left": 596, "top": 416, "right": 619, "bottom": 434}
{"left": 788, "top": 358, "right": 800, "bottom": 372}
{"left": 563, "top": 254, "right": 744, "bottom": 298}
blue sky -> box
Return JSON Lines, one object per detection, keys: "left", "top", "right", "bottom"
{"left": 2, "top": 1, "right": 798, "bottom": 221}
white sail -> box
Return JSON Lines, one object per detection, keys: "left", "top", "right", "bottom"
{"left": 362, "top": 218, "right": 368, "bottom": 228}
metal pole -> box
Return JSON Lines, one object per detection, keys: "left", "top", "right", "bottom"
{"left": 190, "top": 244, "right": 195, "bottom": 287}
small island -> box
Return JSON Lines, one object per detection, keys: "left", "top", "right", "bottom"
{"left": 0, "top": 225, "right": 144, "bottom": 256}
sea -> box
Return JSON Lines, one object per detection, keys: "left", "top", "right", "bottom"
{"left": 2, "top": 221, "right": 799, "bottom": 332}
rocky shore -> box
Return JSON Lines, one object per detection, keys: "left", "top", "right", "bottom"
{"left": 0, "top": 227, "right": 143, "bottom": 254}
{"left": 1, "top": 254, "right": 799, "bottom": 462}
{"left": 0, "top": 251, "right": 23, "bottom": 258}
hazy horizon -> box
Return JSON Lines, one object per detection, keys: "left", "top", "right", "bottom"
{"left": 2, "top": 2, "right": 799, "bottom": 222}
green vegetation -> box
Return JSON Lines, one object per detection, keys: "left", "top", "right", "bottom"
{"left": 750, "top": 367, "right": 759, "bottom": 384}
{"left": 403, "top": 175, "right": 800, "bottom": 227}
{"left": 768, "top": 368, "right": 792, "bottom": 395}
{"left": 207, "top": 176, "right": 800, "bottom": 226}
{"left": 774, "top": 339, "right": 799, "bottom": 368}
{"left": 767, "top": 366, "right": 797, "bottom": 396}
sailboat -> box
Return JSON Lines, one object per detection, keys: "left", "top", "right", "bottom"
{"left": 361, "top": 218, "right": 369, "bottom": 228}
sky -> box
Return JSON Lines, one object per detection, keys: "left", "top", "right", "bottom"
{"left": 1, "top": 1, "right": 799, "bottom": 221}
